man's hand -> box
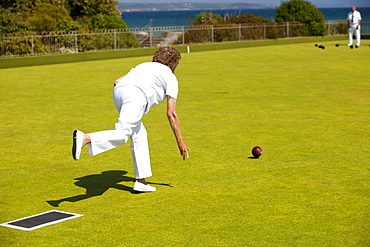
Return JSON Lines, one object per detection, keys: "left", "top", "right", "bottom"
{"left": 178, "top": 140, "right": 190, "bottom": 160}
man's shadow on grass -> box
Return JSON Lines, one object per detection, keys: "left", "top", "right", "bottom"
{"left": 46, "top": 170, "right": 172, "bottom": 207}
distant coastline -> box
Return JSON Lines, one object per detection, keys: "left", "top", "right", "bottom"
{"left": 118, "top": 2, "right": 369, "bottom": 12}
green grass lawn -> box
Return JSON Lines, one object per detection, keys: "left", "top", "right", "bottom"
{"left": 1, "top": 40, "right": 369, "bottom": 246}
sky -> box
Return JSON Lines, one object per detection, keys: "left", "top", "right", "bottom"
{"left": 118, "top": 0, "right": 370, "bottom": 8}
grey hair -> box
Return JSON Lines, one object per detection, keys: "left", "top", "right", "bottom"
{"left": 152, "top": 47, "right": 181, "bottom": 72}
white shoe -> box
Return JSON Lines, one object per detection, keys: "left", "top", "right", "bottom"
{"left": 72, "top": 130, "right": 84, "bottom": 160}
{"left": 133, "top": 182, "right": 156, "bottom": 192}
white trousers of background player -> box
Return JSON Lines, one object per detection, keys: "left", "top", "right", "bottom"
{"left": 87, "top": 85, "right": 152, "bottom": 179}
{"left": 348, "top": 25, "right": 361, "bottom": 46}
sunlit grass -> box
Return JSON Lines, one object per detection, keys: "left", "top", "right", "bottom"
{"left": 1, "top": 40, "right": 369, "bottom": 246}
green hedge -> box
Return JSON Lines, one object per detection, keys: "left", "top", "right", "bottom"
{"left": 0, "top": 35, "right": 348, "bottom": 69}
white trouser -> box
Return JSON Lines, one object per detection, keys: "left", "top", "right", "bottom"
{"left": 348, "top": 25, "right": 361, "bottom": 46}
{"left": 87, "top": 85, "right": 152, "bottom": 179}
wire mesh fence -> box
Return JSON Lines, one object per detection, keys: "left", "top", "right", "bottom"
{"left": 0, "top": 29, "right": 139, "bottom": 57}
{"left": 1, "top": 21, "right": 367, "bottom": 57}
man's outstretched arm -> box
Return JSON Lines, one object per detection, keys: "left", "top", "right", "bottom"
{"left": 167, "top": 96, "right": 190, "bottom": 160}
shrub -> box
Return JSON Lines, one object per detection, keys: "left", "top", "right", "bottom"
{"left": 275, "top": 0, "right": 325, "bottom": 36}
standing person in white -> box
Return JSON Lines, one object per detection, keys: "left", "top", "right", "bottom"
{"left": 72, "top": 47, "right": 190, "bottom": 192}
{"left": 347, "top": 6, "right": 362, "bottom": 48}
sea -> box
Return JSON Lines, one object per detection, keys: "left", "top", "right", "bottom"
{"left": 121, "top": 7, "right": 370, "bottom": 28}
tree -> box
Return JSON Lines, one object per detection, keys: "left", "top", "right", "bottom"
{"left": 225, "top": 13, "right": 272, "bottom": 25}
{"left": 0, "top": 0, "right": 35, "bottom": 13}
{"left": 0, "top": 0, "right": 130, "bottom": 32}
{"left": 192, "top": 12, "right": 225, "bottom": 25}
{"left": 225, "top": 13, "right": 277, "bottom": 39}
{"left": 27, "top": 3, "right": 77, "bottom": 31}
{"left": 0, "top": 0, "right": 120, "bottom": 18}
{"left": 0, "top": 8, "right": 32, "bottom": 33}
{"left": 88, "top": 13, "right": 129, "bottom": 29}
{"left": 0, "top": 0, "right": 140, "bottom": 56}
{"left": 275, "top": 0, "right": 325, "bottom": 36}
{"left": 67, "top": 0, "right": 120, "bottom": 19}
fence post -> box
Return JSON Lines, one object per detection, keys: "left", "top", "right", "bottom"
{"left": 182, "top": 26, "right": 185, "bottom": 45}
{"left": 211, "top": 25, "right": 214, "bottom": 43}
{"left": 114, "top": 29, "right": 117, "bottom": 49}
{"left": 74, "top": 31, "right": 78, "bottom": 52}
{"left": 239, "top": 24, "right": 241, "bottom": 41}
{"left": 287, "top": 22, "right": 289, "bottom": 38}
{"left": 31, "top": 35, "right": 34, "bottom": 55}
{"left": 264, "top": 24, "right": 266, "bottom": 39}
{"left": 150, "top": 27, "right": 153, "bottom": 47}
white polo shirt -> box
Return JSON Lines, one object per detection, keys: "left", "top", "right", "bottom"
{"left": 115, "top": 62, "right": 179, "bottom": 113}
{"left": 347, "top": 10, "right": 362, "bottom": 26}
